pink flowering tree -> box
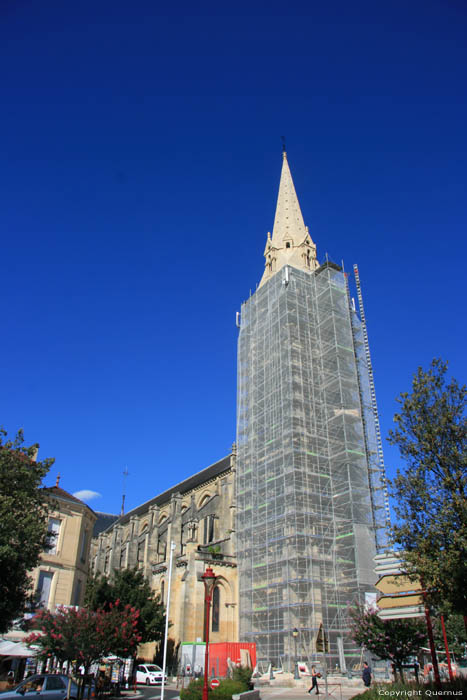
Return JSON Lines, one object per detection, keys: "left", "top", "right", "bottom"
{"left": 27, "top": 602, "right": 141, "bottom": 672}
{"left": 348, "top": 603, "right": 427, "bottom": 681}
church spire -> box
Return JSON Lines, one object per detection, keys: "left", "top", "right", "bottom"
{"left": 259, "top": 152, "right": 318, "bottom": 287}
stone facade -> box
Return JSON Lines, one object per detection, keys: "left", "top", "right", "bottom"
{"left": 259, "top": 151, "right": 319, "bottom": 288}
{"left": 90, "top": 451, "right": 238, "bottom": 658}
{"left": 31, "top": 485, "right": 97, "bottom": 610}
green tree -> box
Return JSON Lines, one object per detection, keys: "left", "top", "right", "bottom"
{"left": 433, "top": 614, "right": 467, "bottom": 659}
{"left": 0, "top": 428, "right": 53, "bottom": 632}
{"left": 27, "top": 603, "right": 142, "bottom": 671}
{"left": 85, "top": 568, "right": 165, "bottom": 644}
{"left": 349, "top": 603, "right": 427, "bottom": 680}
{"left": 388, "top": 359, "right": 467, "bottom": 617}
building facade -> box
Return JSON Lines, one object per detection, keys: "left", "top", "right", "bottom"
{"left": 235, "top": 152, "right": 388, "bottom": 670}
{"left": 31, "top": 484, "right": 97, "bottom": 611}
{"left": 91, "top": 453, "right": 238, "bottom": 659}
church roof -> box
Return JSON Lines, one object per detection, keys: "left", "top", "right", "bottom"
{"left": 93, "top": 512, "right": 119, "bottom": 536}
{"left": 98, "top": 453, "right": 232, "bottom": 531}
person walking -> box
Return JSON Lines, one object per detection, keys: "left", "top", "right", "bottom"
{"left": 308, "top": 666, "right": 320, "bottom": 695}
{"left": 362, "top": 662, "right": 372, "bottom": 688}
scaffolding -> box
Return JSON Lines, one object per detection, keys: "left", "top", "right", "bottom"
{"left": 235, "top": 263, "right": 388, "bottom": 670}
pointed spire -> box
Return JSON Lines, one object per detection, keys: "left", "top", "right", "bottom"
{"left": 271, "top": 151, "right": 307, "bottom": 247}
{"left": 259, "top": 152, "right": 318, "bottom": 287}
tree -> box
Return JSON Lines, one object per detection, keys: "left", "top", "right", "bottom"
{"left": 27, "top": 603, "right": 142, "bottom": 672}
{"left": 387, "top": 359, "right": 467, "bottom": 617}
{"left": 349, "top": 603, "right": 427, "bottom": 679}
{"left": 85, "top": 568, "right": 165, "bottom": 644}
{"left": 433, "top": 614, "right": 467, "bottom": 659}
{"left": 0, "top": 428, "right": 53, "bottom": 632}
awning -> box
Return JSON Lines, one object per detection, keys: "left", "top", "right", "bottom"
{"left": 0, "top": 640, "right": 38, "bottom": 657}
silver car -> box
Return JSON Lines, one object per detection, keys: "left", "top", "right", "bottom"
{"left": 0, "top": 674, "right": 94, "bottom": 700}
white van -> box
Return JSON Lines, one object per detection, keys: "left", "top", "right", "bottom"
{"left": 136, "top": 664, "right": 166, "bottom": 685}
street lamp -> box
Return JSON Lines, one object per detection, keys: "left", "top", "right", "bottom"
{"left": 201, "top": 566, "right": 218, "bottom": 700}
{"left": 292, "top": 628, "right": 299, "bottom": 680}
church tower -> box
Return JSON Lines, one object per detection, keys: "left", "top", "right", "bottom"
{"left": 235, "top": 152, "right": 389, "bottom": 670}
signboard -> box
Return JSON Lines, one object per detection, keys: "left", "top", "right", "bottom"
{"left": 375, "top": 574, "right": 423, "bottom": 595}
{"left": 375, "top": 572, "right": 424, "bottom": 620}
{"left": 211, "top": 679, "right": 220, "bottom": 689}
{"left": 377, "top": 593, "right": 424, "bottom": 609}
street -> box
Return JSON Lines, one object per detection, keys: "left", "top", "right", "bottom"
{"left": 125, "top": 683, "right": 181, "bottom": 700}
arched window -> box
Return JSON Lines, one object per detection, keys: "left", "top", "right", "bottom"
{"left": 212, "top": 586, "right": 220, "bottom": 633}
{"left": 198, "top": 493, "right": 211, "bottom": 509}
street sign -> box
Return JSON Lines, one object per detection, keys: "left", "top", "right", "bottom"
{"left": 211, "top": 679, "right": 220, "bottom": 689}
{"left": 375, "top": 574, "right": 423, "bottom": 595}
{"left": 375, "top": 572, "right": 424, "bottom": 619}
{"left": 378, "top": 593, "right": 424, "bottom": 609}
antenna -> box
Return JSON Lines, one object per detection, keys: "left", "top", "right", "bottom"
{"left": 121, "top": 467, "right": 129, "bottom": 517}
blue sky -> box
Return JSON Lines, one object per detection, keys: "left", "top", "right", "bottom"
{"left": 1, "top": 0, "right": 466, "bottom": 516}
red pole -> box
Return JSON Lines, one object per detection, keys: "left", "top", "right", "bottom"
{"left": 423, "top": 595, "right": 441, "bottom": 687}
{"left": 440, "top": 615, "right": 454, "bottom": 682}
{"left": 202, "top": 590, "right": 212, "bottom": 700}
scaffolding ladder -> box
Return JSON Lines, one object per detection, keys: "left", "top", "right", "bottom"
{"left": 352, "top": 265, "right": 391, "bottom": 534}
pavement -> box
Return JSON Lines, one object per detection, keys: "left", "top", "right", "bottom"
{"left": 115, "top": 679, "right": 368, "bottom": 700}
{"left": 257, "top": 683, "right": 365, "bottom": 700}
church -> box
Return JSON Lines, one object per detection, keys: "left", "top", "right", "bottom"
{"left": 90, "top": 152, "right": 388, "bottom": 672}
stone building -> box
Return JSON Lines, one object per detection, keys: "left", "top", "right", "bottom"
{"left": 90, "top": 451, "right": 238, "bottom": 656}
{"left": 31, "top": 482, "right": 97, "bottom": 610}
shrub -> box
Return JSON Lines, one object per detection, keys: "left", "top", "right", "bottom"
{"left": 232, "top": 667, "right": 253, "bottom": 687}
{"left": 180, "top": 677, "right": 248, "bottom": 700}
{"left": 211, "top": 680, "right": 246, "bottom": 698}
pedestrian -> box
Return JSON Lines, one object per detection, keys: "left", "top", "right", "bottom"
{"left": 362, "top": 662, "right": 372, "bottom": 688}
{"left": 308, "top": 666, "right": 320, "bottom": 695}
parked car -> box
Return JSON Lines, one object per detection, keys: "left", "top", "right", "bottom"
{"left": 135, "top": 664, "right": 166, "bottom": 685}
{"left": 0, "top": 674, "right": 95, "bottom": 700}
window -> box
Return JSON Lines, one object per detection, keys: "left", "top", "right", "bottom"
{"left": 46, "top": 677, "right": 66, "bottom": 691}
{"left": 203, "top": 515, "right": 215, "bottom": 544}
{"left": 161, "top": 580, "right": 165, "bottom": 604}
{"left": 21, "top": 677, "right": 46, "bottom": 693}
{"left": 120, "top": 546, "right": 127, "bottom": 569}
{"left": 137, "top": 541, "right": 145, "bottom": 568}
{"left": 212, "top": 586, "right": 220, "bottom": 632}
{"left": 285, "top": 242, "right": 291, "bottom": 249}
{"left": 46, "top": 518, "right": 61, "bottom": 555}
{"left": 158, "top": 541, "right": 166, "bottom": 562}
{"left": 36, "top": 571, "right": 54, "bottom": 608}
{"left": 79, "top": 527, "right": 89, "bottom": 563}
